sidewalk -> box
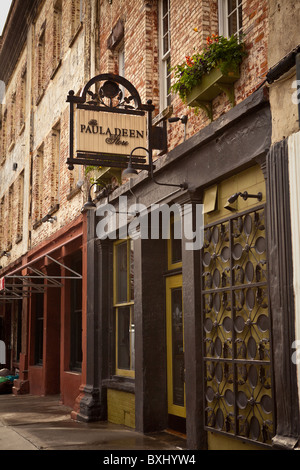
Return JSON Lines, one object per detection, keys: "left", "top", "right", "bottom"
{"left": 0, "top": 394, "right": 187, "bottom": 451}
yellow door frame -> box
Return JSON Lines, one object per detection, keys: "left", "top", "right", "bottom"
{"left": 166, "top": 274, "right": 186, "bottom": 418}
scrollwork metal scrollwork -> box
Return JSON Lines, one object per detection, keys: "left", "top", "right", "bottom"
{"left": 85, "top": 78, "right": 138, "bottom": 110}
{"left": 202, "top": 207, "right": 273, "bottom": 445}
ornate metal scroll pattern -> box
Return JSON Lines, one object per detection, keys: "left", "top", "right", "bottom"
{"left": 202, "top": 207, "right": 273, "bottom": 445}
{"left": 86, "top": 79, "right": 138, "bottom": 109}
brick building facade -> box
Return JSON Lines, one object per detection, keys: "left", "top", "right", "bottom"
{"left": 0, "top": 0, "right": 299, "bottom": 450}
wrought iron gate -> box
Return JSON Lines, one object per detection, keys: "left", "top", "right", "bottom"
{"left": 201, "top": 205, "right": 274, "bottom": 446}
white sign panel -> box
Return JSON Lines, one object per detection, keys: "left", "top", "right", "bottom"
{"left": 76, "top": 109, "right": 147, "bottom": 158}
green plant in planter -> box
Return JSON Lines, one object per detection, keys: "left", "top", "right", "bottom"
{"left": 170, "top": 34, "right": 247, "bottom": 111}
{"left": 85, "top": 165, "right": 122, "bottom": 188}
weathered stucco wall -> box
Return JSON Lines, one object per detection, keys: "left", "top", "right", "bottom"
{"left": 268, "top": 0, "right": 300, "bottom": 143}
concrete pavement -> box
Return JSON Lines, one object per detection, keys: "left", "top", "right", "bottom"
{"left": 0, "top": 394, "right": 187, "bottom": 451}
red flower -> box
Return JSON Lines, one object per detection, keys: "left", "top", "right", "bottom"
{"left": 185, "top": 55, "right": 194, "bottom": 67}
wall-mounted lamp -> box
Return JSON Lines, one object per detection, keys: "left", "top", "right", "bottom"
{"left": 168, "top": 115, "right": 188, "bottom": 141}
{"left": 12, "top": 163, "right": 18, "bottom": 171}
{"left": 82, "top": 183, "right": 97, "bottom": 211}
{"left": 122, "top": 150, "right": 139, "bottom": 179}
{"left": 82, "top": 182, "right": 110, "bottom": 211}
{"left": 227, "top": 191, "right": 262, "bottom": 204}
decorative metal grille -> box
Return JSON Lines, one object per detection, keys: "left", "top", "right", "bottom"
{"left": 202, "top": 205, "right": 274, "bottom": 446}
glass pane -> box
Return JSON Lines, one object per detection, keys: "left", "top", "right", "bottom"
{"left": 163, "top": 32, "right": 169, "bottom": 55}
{"left": 171, "top": 287, "right": 184, "bottom": 406}
{"left": 166, "top": 56, "right": 171, "bottom": 106}
{"left": 227, "top": 0, "right": 237, "bottom": 15}
{"left": 117, "top": 306, "right": 130, "bottom": 370}
{"left": 162, "top": 0, "right": 169, "bottom": 17}
{"left": 163, "top": 14, "right": 169, "bottom": 36}
{"left": 116, "top": 241, "right": 128, "bottom": 303}
{"left": 228, "top": 11, "right": 238, "bottom": 37}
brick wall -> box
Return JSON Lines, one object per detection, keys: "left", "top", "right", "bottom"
{"left": 98, "top": 0, "right": 268, "bottom": 151}
{"left": 30, "top": 0, "right": 86, "bottom": 249}
{"left": 0, "top": 45, "right": 29, "bottom": 267}
{"left": 0, "top": 0, "right": 269, "bottom": 266}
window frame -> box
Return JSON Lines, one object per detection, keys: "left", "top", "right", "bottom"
{"left": 113, "top": 239, "right": 135, "bottom": 378}
{"left": 33, "top": 145, "right": 44, "bottom": 224}
{"left": 16, "top": 170, "right": 24, "bottom": 243}
{"left": 37, "top": 27, "right": 46, "bottom": 103}
{"left": 70, "top": 0, "right": 83, "bottom": 45}
{"left": 0, "top": 109, "right": 7, "bottom": 165}
{"left": 51, "top": 122, "right": 61, "bottom": 209}
{"left": 9, "top": 92, "right": 16, "bottom": 146}
{"left": 158, "top": 0, "right": 171, "bottom": 112}
{"left": 218, "top": 0, "right": 243, "bottom": 38}
{"left": 53, "top": 0, "right": 63, "bottom": 74}
{"left": 20, "top": 68, "right": 27, "bottom": 132}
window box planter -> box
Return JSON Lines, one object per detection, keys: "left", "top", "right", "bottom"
{"left": 185, "top": 66, "right": 240, "bottom": 121}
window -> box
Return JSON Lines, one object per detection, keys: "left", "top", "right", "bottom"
{"left": 33, "top": 146, "right": 44, "bottom": 224}
{"left": 7, "top": 185, "right": 13, "bottom": 249}
{"left": 70, "top": 0, "right": 82, "bottom": 42}
{"left": 34, "top": 291, "right": 44, "bottom": 365}
{"left": 218, "top": 0, "right": 243, "bottom": 38}
{"left": 53, "top": 0, "right": 62, "bottom": 73}
{"left": 0, "top": 110, "right": 7, "bottom": 165}
{"left": 158, "top": 0, "right": 171, "bottom": 111}
{"left": 37, "top": 28, "right": 46, "bottom": 102}
{"left": 70, "top": 254, "right": 82, "bottom": 371}
{"left": 118, "top": 45, "right": 125, "bottom": 78}
{"left": 9, "top": 92, "right": 16, "bottom": 145}
{"left": 16, "top": 171, "right": 24, "bottom": 242}
{"left": 20, "top": 68, "right": 27, "bottom": 131}
{"left": 114, "top": 239, "right": 135, "bottom": 377}
{"left": 51, "top": 123, "right": 60, "bottom": 209}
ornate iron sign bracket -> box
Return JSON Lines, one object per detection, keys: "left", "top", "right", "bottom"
{"left": 66, "top": 73, "right": 156, "bottom": 174}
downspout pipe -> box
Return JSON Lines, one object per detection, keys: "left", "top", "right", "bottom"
{"left": 266, "top": 44, "right": 300, "bottom": 127}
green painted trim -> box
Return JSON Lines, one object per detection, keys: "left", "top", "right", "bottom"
{"left": 186, "top": 67, "right": 240, "bottom": 121}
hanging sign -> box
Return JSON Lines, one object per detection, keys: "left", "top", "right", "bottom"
{"left": 67, "top": 74, "right": 155, "bottom": 171}
{"left": 76, "top": 109, "right": 147, "bottom": 157}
